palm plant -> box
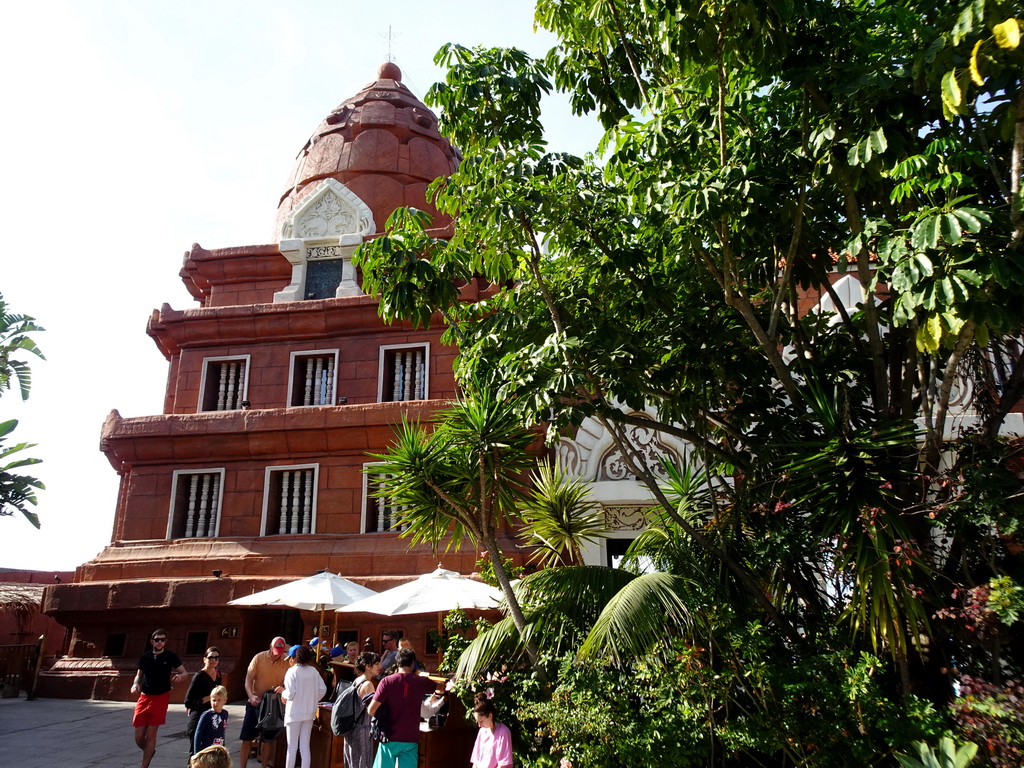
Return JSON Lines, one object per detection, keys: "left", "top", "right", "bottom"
{"left": 457, "top": 456, "right": 711, "bottom": 676}
{"left": 0, "top": 419, "right": 43, "bottom": 528}
{"left": 366, "top": 384, "right": 543, "bottom": 666}
{"left": 0, "top": 294, "right": 45, "bottom": 528}
{"left": 455, "top": 564, "right": 698, "bottom": 676}
{"left": 769, "top": 380, "right": 928, "bottom": 688}
{"left": 518, "top": 460, "right": 606, "bottom": 567}
{"left": 0, "top": 293, "right": 45, "bottom": 401}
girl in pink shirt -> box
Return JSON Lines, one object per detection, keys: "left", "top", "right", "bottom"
{"left": 471, "top": 698, "right": 513, "bottom": 768}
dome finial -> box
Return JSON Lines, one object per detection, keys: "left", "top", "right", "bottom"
{"left": 377, "top": 61, "right": 402, "bottom": 82}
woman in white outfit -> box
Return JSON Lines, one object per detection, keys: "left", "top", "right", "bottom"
{"left": 281, "top": 644, "right": 327, "bottom": 768}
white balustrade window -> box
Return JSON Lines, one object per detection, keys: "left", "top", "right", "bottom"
{"left": 378, "top": 344, "right": 429, "bottom": 402}
{"left": 168, "top": 469, "right": 225, "bottom": 539}
{"left": 362, "top": 464, "right": 408, "bottom": 533}
{"left": 289, "top": 351, "right": 339, "bottom": 407}
{"left": 261, "top": 464, "right": 319, "bottom": 535}
{"left": 199, "top": 356, "right": 251, "bottom": 412}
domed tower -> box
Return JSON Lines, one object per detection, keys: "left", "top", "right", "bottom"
{"left": 273, "top": 62, "right": 460, "bottom": 301}
{"left": 43, "top": 66, "right": 511, "bottom": 707}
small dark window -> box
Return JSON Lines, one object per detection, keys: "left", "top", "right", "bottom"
{"left": 185, "top": 631, "right": 209, "bottom": 656}
{"left": 103, "top": 633, "right": 127, "bottom": 657}
{"left": 306, "top": 260, "right": 346, "bottom": 300}
{"left": 607, "top": 539, "right": 632, "bottom": 569}
{"left": 336, "top": 630, "right": 358, "bottom": 646}
{"left": 425, "top": 632, "right": 441, "bottom": 655}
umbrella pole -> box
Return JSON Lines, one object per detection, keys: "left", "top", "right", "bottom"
{"left": 319, "top": 605, "right": 326, "bottom": 661}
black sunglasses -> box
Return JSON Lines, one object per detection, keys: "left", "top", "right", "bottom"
{"left": 207, "top": 655, "right": 220, "bottom": 660}
{"left": 152, "top": 637, "right": 167, "bottom": 643}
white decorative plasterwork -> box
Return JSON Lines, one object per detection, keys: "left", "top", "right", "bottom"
{"left": 597, "top": 418, "right": 677, "bottom": 481}
{"left": 556, "top": 405, "right": 694, "bottom": 567}
{"left": 307, "top": 244, "right": 346, "bottom": 260}
{"left": 280, "top": 179, "right": 375, "bottom": 241}
{"left": 274, "top": 180, "right": 377, "bottom": 302}
{"left": 556, "top": 406, "right": 691, "bottom": 484}
{"left": 602, "top": 505, "right": 649, "bottom": 531}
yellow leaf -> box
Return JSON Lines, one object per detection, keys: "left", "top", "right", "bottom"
{"left": 970, "top": 40, "right": 985, "bottom": 85}
{"left": 993, "top": 19, "right": 1021, "bottom": 50}
{"left": 916, "top": 315, "right": 942, "bottom": 354}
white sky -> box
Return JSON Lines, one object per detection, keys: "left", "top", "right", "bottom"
{"left": 0, "top": 0, "right": 603, "bottom": 570}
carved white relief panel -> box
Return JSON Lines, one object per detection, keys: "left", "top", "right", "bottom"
{"left": 602, "top": 505, "right": 649, "bottom": 531}
{"left": 597, "top": 419, "right": 678, "bottom": 481}
{"left": 282, "top": 178, "right": 374, "bottom": 240}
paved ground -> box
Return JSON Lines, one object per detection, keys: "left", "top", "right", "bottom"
{"left": 0, "top": 694, "right": 250, "bottom": 768}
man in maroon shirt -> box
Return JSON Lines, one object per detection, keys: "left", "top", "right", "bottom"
{"left": 367, "top": 647, "right": 442, "bottom": 768}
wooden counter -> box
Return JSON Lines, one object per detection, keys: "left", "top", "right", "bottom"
{"left": 311, "top": 703, "right": 345, "bottom": 768}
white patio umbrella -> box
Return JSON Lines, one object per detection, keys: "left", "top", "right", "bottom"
{"left": 228, "top": 571, "right": 377, "bottom": 610}
{"left": 336, "top": 567, "right": 502, "bottom": 616}
{"left": 229, "top": 571, "right": 378, "bottom": 654}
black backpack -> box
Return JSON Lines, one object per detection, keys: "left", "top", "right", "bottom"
{"left": 256, "top": 690, "right": 285, "bottom": 742}
{"left": 331, "top": 676, "right": 365, "bottom": 737}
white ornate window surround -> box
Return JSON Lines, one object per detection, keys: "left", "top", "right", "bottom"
{"left": 275, "top": 179, "right": 376, "bottom": 302}
{"left": 361, "top": 462, "right": 408, "bottom": 534}
{"left": 556, "top": 407, "right": 695, "bottom": 566}
{"left": 378, "top": 343, "right": 429, "bottom": 402}
{"left": 167, "top": 468, "right": 226, "bottom": 539}
{"left": 198, "top": 355, "right": 251, "bottom": 412}
{"left": 288, "top": 349, "right": 340, "bottom": 407}
{"left": 261, "top": 463, "right": 319, "bottom": 535}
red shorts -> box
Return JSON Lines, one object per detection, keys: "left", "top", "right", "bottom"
{"left": 132, "top": 691, "right": 170, "bottom": 727}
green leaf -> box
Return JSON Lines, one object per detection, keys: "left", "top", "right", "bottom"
{"left": 870, "top": 127, "right": 887, "bottom": 155}
{"left": 940, "top": 212, "right": 963, "bottom": 244}
{"left": 952, "top": 206, "right": 988, "bottom": 233}
{"left": 911, "top": 215, "right": 942, "bottom": 250}
{"left": 941, "top": 69, "right": 969, "bottom": 117}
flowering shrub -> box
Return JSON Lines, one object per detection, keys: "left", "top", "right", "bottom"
{"left": 951, "top": 676, "right": 1024, "bottom": 767}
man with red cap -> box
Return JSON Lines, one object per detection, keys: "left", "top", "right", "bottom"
{"left": 239, "top": 636, "right": 289, "bottom": 768}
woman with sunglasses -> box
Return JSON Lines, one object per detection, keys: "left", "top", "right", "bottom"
{"left": 185, "top": 647, "right": 224, "bottom": 760}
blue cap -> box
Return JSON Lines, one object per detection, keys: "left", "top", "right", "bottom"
{"left": 287, "top": 645, "right": 301, "bottom": 658}
{"left": 309, "top": 637, "right": 320, "bottom": 646}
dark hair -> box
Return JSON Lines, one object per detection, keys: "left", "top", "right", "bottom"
{"left": 473, "top": 698, "right": 498, "bottom": 719}
{"left": 205, "top": 646, "right": 221, "bottom": 657}
{"left": 382, "top": 631, "right": 398, "bottom": 642}
{"left": 151, "top": 628, "right": 169, "bottom": 640}
{"left": 295, "top": 645, "right": 314, "bottom": 665}
{"left": 395, "top": 647, "right": 416, "bottom": 668}
{"left": 355, "top": 651, "right": 380, "bottom": 673}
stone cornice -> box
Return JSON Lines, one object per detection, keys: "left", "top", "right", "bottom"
{"left": 180, "top": 242, "right": 291, "bottom": 303}
{"left": 146, "top": 294, "right": 413, "bottom": 354}
{"left": 100, "top": 401, "right": 445, "bottom": 467}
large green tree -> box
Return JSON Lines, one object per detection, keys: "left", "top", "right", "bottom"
{"left": 357, "top": 6, "right": 1024, "bottom": 761}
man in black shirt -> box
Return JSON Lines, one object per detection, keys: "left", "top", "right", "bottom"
{"left": 130, "top": 628, "right": 186, "bottom": 768}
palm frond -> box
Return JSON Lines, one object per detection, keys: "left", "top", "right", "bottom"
{"left": 455, "top": 615, "right": 531, "bottom": 678}
{"left": 579, "top": 571, "right": 697, "bottom": 664}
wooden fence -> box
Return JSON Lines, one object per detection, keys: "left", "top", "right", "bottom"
{"left": 0, "top": 635, "right": 44, "bottom": 700}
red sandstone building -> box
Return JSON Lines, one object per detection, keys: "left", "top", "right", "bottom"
{"left": 40, "top": 64, "right": 512, "bottom": 701}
